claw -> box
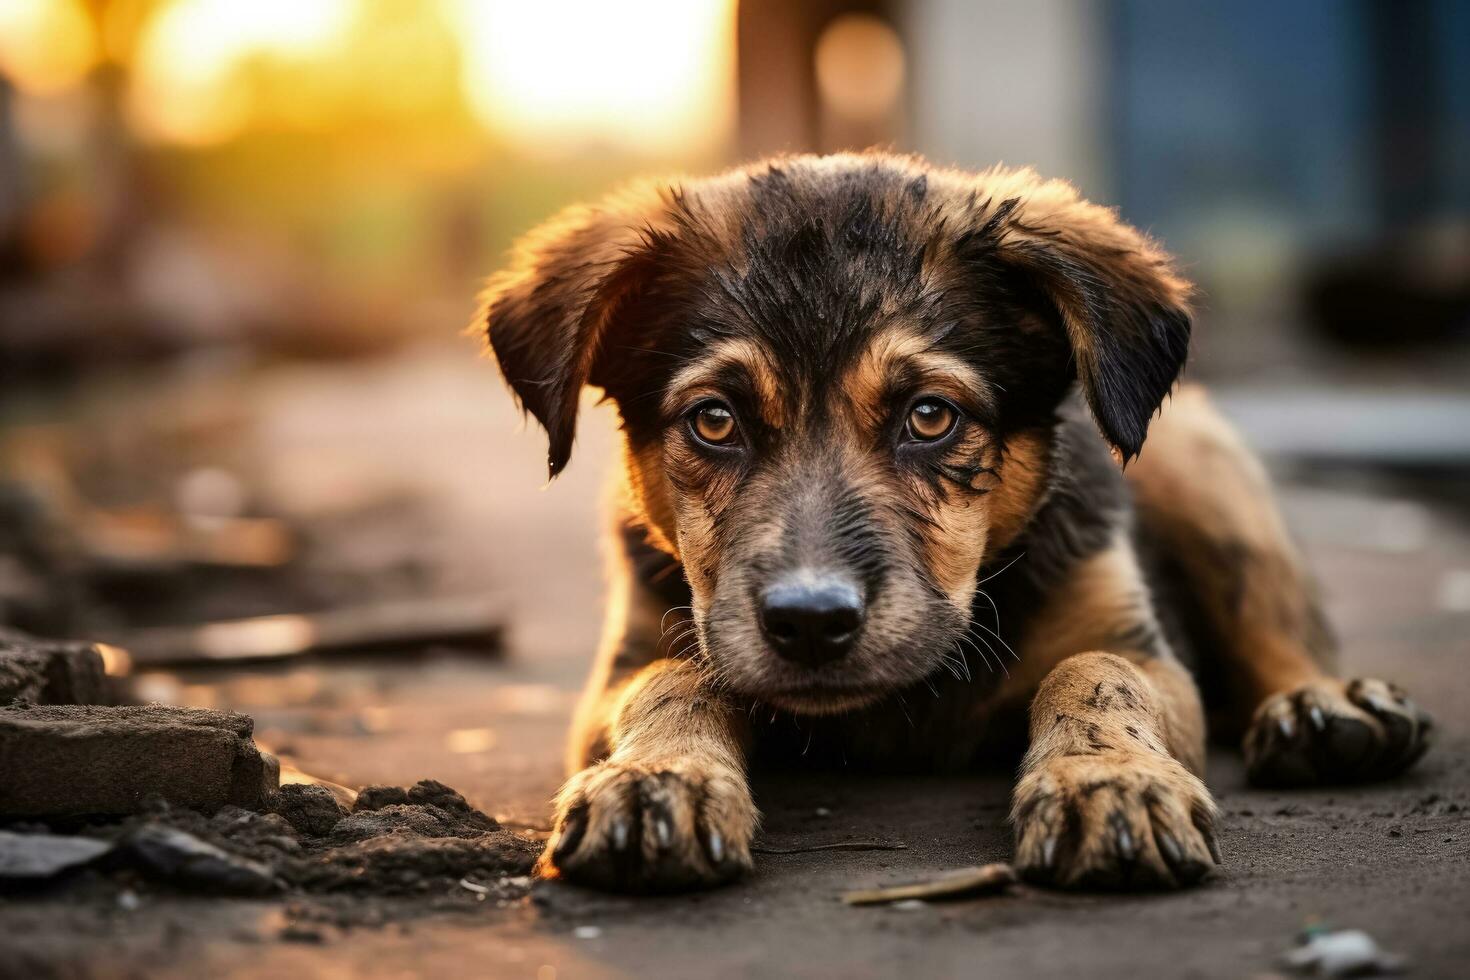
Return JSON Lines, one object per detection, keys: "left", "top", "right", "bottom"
{"left": 1277, "top": 715, "right": 1295, "bottom": 740}
{"left": 706, "top": 829, "right": 724, "bottom": 865}
{"left": 1361, "top": 693, "right": 1394, "bottom": 715}
{"left": 655, "top": 817, "right": 673, "bottom": 849}
{"left": 552, "top": 806, "right": 589, "bottom": 865}
{"left": 1113, "top": 820, "right": 1136, "bottom": 863}
{"left": 1308, "top": 704, "right": 1327, "bottom": 732}
{"left": 1156, "top": 830, "right": 1182, "bottom": 866}
{"left": 1041, "top": 835, "right": 1058, "bottom": 869}
{"left": 610, "top": 817, "right": 631, "bottom": 852}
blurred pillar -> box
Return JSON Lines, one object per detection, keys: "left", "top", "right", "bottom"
{"left": 0, "top": 78, "right": 20, "bottom": 273}
{"left": 1367, "top": 0, "right": 1439, "bottom": 232}
{"left": 904, "top": 0, "right": 1108, "bottom": 195}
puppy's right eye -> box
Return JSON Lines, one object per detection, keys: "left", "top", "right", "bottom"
{"left": 690, "top": 402, "right": 738, "bottom": 447}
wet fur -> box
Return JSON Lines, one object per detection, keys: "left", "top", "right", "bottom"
{"left": 478, "top": 152, "right": 1432, "bottom": 892}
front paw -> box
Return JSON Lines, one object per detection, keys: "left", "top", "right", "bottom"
{"left": 1244, "top": 677, "right": 1433, "bottom": 787}
{"left": 1012, "top": 750, "right": 1220, "bottom": 890}
{"left": 539, "top": 758, "right": 757, "bottom": 892}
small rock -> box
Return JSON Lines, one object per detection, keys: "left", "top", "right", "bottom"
{"left": 573, "top": 925, "right": 602, "bottom": 939}
{"left": 353, "top": 785, "right": 410, "bottom": 812}
{"left": 123, "top": 825, "right": 279, "bottom": 895}
{"left": 406, "top": 780, "right": 486, "bottom": 819}
{"left": 271, "top": 784, "right": 347, "bottom": 837}
{"left": 0, "top": 829, "right": 114, "bottom": 878}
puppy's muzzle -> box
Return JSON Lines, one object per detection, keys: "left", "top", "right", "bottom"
{"left": 758, "top": 574, "right": 865, "bottom": 667}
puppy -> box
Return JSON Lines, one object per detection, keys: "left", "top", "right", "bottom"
{"left": 479, "top": 153, "right": 1433, "bottom": 892}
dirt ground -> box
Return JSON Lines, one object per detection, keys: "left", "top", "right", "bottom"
{"left": 2, "top": 346, "right": 1468, "bottom": 979}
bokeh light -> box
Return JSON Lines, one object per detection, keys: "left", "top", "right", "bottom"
{"left": 127, "top": 0, "right": 355, "bottom": 145}
{"left": 0, "top": 0, "right": 98, "bottom": 94}
{"left": 814, "top": 13, "right": 906, "bottom": 124}
{"left": 448, "top": 0, "right": 736, "bottom": 157}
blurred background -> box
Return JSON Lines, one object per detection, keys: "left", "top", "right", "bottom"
{"left": 1, "top": 0, "right": 1467, "bottom": 824}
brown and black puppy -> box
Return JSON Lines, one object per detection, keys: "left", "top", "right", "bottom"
{"left": 479, "top": 153, "right": 1433, "bottom": 892}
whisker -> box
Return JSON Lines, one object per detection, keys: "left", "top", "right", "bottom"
{"left": 971, "top": 619, "right": 1021, "bottom": 663}
{"left": 974, "top": 589, "right": 1001, "bottom": 635}
{"left": 976, "top": 550, "right": 1026, "bottom": 587}
{"left": 659, "top": 605, "right": 693, "bottom": 634}
{"left": 956, "top": 634, "right": 998, "bottom": 676}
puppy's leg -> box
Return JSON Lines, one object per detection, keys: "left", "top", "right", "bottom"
{"left": 1012, "top": 651, "right": 1220, "bottom": 889}
{"left": 1004, "top": 537, "right": 1219, "bottom": 888}
{"left": 543, "top": 657, "right": 755, "bottom": 891}
{"left": 545, "top": 519, "right": 756, "bottom": 892}
{"left": 1129, "top": 385, "right": 1433, "bottom": 785}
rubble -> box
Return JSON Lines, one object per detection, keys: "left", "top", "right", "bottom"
{"left": 124, "top": 825, "right": 280, "bottom": 896}
{"left": 1, "top": 777, "right": 537, "bottom": 903}
{"left": 0, "top": 630, "right": 107, "bottom": 706}
{"left": 0, "top": 703, "right": 279, "bottom": 817}
{"left": 294, "top": 832, "right": 537, "bottom": 894}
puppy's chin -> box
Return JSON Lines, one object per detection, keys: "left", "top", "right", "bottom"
{"left": 760, "top": 686, "right": 888, "bottom": 717}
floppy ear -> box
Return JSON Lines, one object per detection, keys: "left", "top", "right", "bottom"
{"left": 479, "top": 183, "right": 672, "bottom": 478}
{"left": 963, "top": 170, "right": 1193, "bottom": 461}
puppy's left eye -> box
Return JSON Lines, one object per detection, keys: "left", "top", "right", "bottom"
{"left": 906, "top": 398, "right": 958, "bottom": 441}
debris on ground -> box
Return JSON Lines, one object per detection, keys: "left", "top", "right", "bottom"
{"left": 2, "top": 776, "right": 538, "bottom": 920}
{"left": 842, "top": 863, "right": 1018, "bottom": 906}
{"left": 116, "top": 595, "right": 506, "bottom": 667}
{"left": 1282, "top": 927, "right": 1408, "bottom": 976}
{"left": 0, "top": 829, "right": 114, "bottom": 879}
{"left": 0, "top": 702, "right": 280, "bottom": 817}
{"left": 754, "top": 839, "right": 908, "bottom": 854}
{"left": 0, "top": 631, "right": 108, "bottom": 705}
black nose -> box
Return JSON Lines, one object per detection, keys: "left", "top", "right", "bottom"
{"left": 759, "top": 578, "right": 865, "bottom": 666}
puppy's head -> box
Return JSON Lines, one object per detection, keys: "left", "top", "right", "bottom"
{"left": 481, "top": 154, "right": 1191, "bottom": 714}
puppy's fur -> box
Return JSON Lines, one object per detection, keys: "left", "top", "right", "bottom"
{"left": 480, "top": 153, "right": 1433, "bottom": 892}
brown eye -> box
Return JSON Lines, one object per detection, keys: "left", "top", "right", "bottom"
{"left": 691, "top": 402, "right": 738, "bottom": 446}
{"left": 907, "top": 398, "right": 957, "bottom": 441}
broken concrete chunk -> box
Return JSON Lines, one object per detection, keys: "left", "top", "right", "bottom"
{"left": 123, "top": 825, "right": 279, "bottom": 895}
{"left": 0, "top": 703, "right": 279, "bottom": 818}
{"left": 270, "top": 784, "right": 347, "bottom": 837}
{"left": 0, "top": 829, "right": 114, "bottom": 879}
{"left": 0, "top": 630, "right": 106, "bottom": 706}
